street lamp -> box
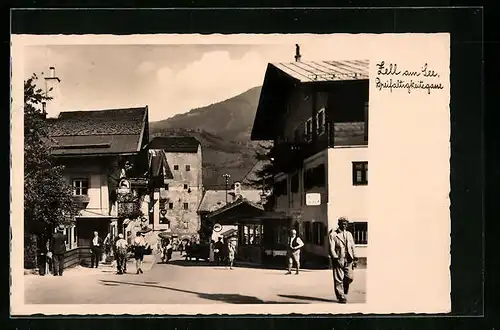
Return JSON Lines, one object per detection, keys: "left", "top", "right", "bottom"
{"left": 223, "top": 173, "right": 231, "bottom": 205}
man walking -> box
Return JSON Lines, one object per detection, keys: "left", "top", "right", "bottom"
{"left": 328, "top": 217, "right": 358, "bottom": 303}
{"left": 115, "top": 234, "right": 128, "bottom": 275}
{"left": 286, "top": 228, "right": 304, "bottom": 275}
{"left": 49, "top": 224, "right": 67, "bottom": 276}
{"left": 90, "top": 231, "right": 103, "bottom": 268}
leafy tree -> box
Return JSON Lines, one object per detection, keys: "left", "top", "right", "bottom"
{"left": 24, "top": 74, "right": 80, "bottom": 267}
{"left": 246, "top": 142, "right": 276, "bottom": 210}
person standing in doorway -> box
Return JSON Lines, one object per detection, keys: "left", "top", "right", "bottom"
{"left": 49, "top": 224, "right": 67, "bottom": 276}
{"left": 90, "top": 231, "right": 103, "bottom": 268}
{"left": 328, "top": 217, "right": 358, "bottom": 304}
{"left": 115, "top": 234, "right": 128, "bottom": 275}
{"left": 133, "top": 232, "right": 147, "bottom": 274}
{"left": 286, "top": 228, "right": 304, "bottom": 275}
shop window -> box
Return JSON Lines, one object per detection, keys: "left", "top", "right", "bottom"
{"left": 312, "top": 222, "right": 325, "bottom": 246}
{"left": 72, "top": 178, "right": 89, "bottom": 196}
{"left": 242, "top": 225, "right": 264, "bottom": 245}
{"left": 304, "top": 221, "right": 312, "bottom": 243}
{"left": 352, "top": 162, "right": 368, "bottom": 185}
{"left": 347, "top": 222, "right": 368, "bottom": 244}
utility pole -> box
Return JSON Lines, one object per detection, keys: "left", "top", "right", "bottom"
{"left": 223, "top": 173, "right": 231, "bottom": 205}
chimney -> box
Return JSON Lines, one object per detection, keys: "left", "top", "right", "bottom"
{"left": 295, "top": 44, "right": 302, "bottom": 62}
{"left": 44, "top": 66, "right": 62, "bottom": 118}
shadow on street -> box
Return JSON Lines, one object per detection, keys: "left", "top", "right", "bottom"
{"left": 167, "top": 259, "right": 321, "bottom": 272}
{"left": 278, "top": 294, "right": 334, "bottom": 303}
{"left": 99, "top": 279, "right": 304, "bottom": 304}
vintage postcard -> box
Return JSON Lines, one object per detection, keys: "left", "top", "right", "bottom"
{"left": 11, "top": 33, "right": 450, "bottom": 315}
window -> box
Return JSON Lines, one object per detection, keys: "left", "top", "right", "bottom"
{"left": 183, "top": 221, "right": 189, "bottom": 229}
{"left": 242, "top": 225, "right": 263, "bottom": 245}
{"left": 72, "top": 178, "right": 89, "bottom": 196}
{"left": 347, "top": 222, "right": 368, "bottom": 244}
{"left": 312, "top": 222, "right": 325, "bottom": 246}
{"left": 185, "top": 165, "right": 191, "bottom": 171}
{"left": 183, "top": 184, "right": 188, "bottom": 190}
{"left": 304, "top": 222, "right": 312, "bottom": 243}
{"left": 317, "top": 108, "right": 326, "bottom": 135}
{"left": 293, "top": 127, "right": 302, "bottom": 143}
{"left": 73, "top": 227, "right": 77, "bottom": 243}
{"left": 304, "top": 118, "right": 313, "bottom": 141}
{"left": 274, "top": 179, "right": 288, "bottom": 196}
{"left": 183, "top": 202, "right": 189, "bottom": 210}
{"left": 352, "top": 161, "right": 368, "bottom": 185}
{"left": 303, "top": 164, "right": 326, "bottom": 190}
{"left": 159, "top": 199, "right": 166, "bottom": 210}
{"left": 174, "top": 165, "right": 179, "bottom": 170}
{"left": 168, "top": 203, "right": 174, "bottom": 209}
{"left": 164, "top": 183, "right": 169, "bottom": 190}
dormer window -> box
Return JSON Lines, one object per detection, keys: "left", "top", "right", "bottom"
{"left": 317, "top": 108, "right": 325, "bottom": 135}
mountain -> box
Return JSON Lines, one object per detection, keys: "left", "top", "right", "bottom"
{"left": 149, "top": 86, "right": 270, "bottom": 188}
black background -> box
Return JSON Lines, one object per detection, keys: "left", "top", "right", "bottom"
{"left": 7, "top": 3, "right": 493, "bottom": 330}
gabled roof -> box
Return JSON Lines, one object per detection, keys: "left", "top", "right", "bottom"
{"left": 251, "top": 59, "right": 369, "bottom": 141}
{"left": 271, "top": 60, "right": 369, "bottom": 83}
{"left": 149, "top": 136, "right": 200, "bottom": 153}
{"left": 47, "top": 107, "right": 148, "bottom": 156}
{"left": 207, "top": 197, "right": 264, "bottom": 219}
{"left": 197, "top": 189, "right": 263, "bottom": 213}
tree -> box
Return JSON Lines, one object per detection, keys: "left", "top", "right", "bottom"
{"left": 246, "top": 142, "right": 277, "bottom": 210}
{"left": 24, "top": 74, "right": 80, "bottom": 267}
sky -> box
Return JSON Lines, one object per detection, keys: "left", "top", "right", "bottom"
{"left": 23, "top": 44, "right": 302, "bottom": 121}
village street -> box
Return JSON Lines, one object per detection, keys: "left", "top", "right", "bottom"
{"left": 24, "top": 252, "right": 366, "bottom": 305}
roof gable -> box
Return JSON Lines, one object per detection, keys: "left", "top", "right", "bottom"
{"left": 197, "top": 189, "right": 263, "bottom": 213}
{"left": 271, "top": 60, "right": 369, "bottom": 83}
{"left": 149, "top": 136, "right": 200, "bottom": 153}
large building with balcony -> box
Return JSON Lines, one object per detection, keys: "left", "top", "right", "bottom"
{"left": 46, "top": 106, "right": 150, "bottom": 267}
{"left": 251, "top": 59, "right": 369, "bottom": 266}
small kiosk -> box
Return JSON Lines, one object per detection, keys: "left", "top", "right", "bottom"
{"left": 206, "top": 197, "right": 291, "bottom": 266}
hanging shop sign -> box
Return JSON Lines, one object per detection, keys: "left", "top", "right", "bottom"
{"left": 117, "top": 178, "right": 131, "bottom": 194}
{"left": 213, "top": 223, "right": 223, "bottom": 232}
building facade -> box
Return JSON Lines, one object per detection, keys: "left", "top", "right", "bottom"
{"left": 148, "top": 137, "right": 203, "bottom": 245}
{"left": 47, "top": 106, "right": 150, "bottom": 267}
{"left": 251, "top": 59, "right": 370, "bottom": 266}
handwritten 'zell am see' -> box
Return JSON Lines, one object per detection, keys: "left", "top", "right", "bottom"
{"left": 375, "top": 61, "right": 444, "bottom": 95}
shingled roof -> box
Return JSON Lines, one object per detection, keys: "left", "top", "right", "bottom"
{"left": 149, "top": 136, "right": 200, "bottom": 153}
{"left": 47, "top": 107, "right": 148, "bottom": 156}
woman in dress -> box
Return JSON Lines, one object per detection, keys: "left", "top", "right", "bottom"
{"left": 133, "top": 232, "right": 147, "bottom": 274}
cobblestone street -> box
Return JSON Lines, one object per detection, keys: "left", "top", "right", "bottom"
{"left": 24, "top": 252, "right": 366, "bottom": 305}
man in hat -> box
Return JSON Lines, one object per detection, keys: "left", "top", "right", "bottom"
{"left": 328, "top": 217, "right": 358, "bottom": 303}
{"left": 49, "top": 224, "right": 67, "bottom": 276}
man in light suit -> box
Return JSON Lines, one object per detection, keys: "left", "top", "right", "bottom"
{"left": 328, "top": 217, "right": 358, "bottom": 303}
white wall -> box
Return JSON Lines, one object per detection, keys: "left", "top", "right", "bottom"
{"left": 327, "top": 147, "right": 369, "bottom": 231}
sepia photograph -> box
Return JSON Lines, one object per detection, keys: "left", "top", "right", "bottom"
{"left": 11, "top": 33, "right": 451, "bottom": 315}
